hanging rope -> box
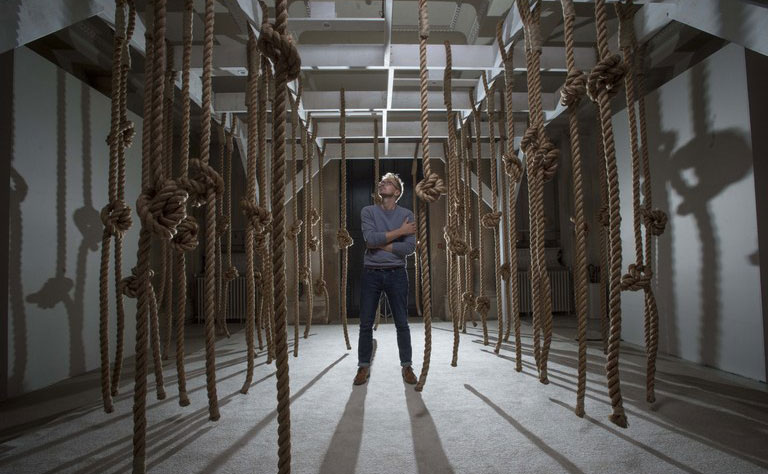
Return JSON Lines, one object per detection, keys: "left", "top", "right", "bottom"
{"left": 288, "top": 85, "right": 303, "bottom": 357}
{"left": 468, "top": 94, "right": 490, "bottom": 346}
{"left": 637, "top": 43, "right": 666, "bottom": 403}
{"left": 338, "top": 88, "right": 353, "bottom": 350}
{"left": 596, "top": 105, "right": 610, "bottom": 355}
{"left": 222, "top": 115, "right": 239, "bottom": 339}
{"left": 130, "top": 1, "right": 188, "bottom": 471}
{"left": 302, "top": 119, "right": 316, "bottom": 339}
{"left": 496, "top": 21, "right": 523, "bottom": 370}
{"left": 257, "top": 0, "right": 302, "bottom": 469}
{"left": 558, "top": 0, "right": 589, "bottom": 416}
{"left": 100, "top": 0, "right": 132, "bottom": 413}
{"left": 373, "top": 118, "right": 383, "bottom": 331}
{"left": 616, "top": 2, "right": 666, "bottom": 404}
{"left": 168, "top": 0, "right": 196, "bottom": 407}
{"left": 414, "top": 0, "right": 446, "bottom": 392}
{"left": 240, "top": 28, "right": 260, "bottom": 393}
{"left": 443, "top": 42, "right": 466, "bottom": 367}
{"left": 481, "top": 73, "right": 504, "bottom": 355}
{"left": 259, "top": 56, "right": 275, "bottom": 364}
{"left": 517, "top": 0, "right": 558, "bottom": 385}
{"left": 214, "top": 119, "right": 228, "bottom": 338}
{"left": 588, "top": 0, "right": 629, "bottom": 428}
{"left": 198, "top": 0, "right": 222, "bottom": 421}
{"left": 110, "top": 0, "right": 136, "bottom": 398}
{"left": 460, "top": 123, "right": 477, "bottom": 332}
{"left": 314, "top": 144, "right": 330, "bottom": 324}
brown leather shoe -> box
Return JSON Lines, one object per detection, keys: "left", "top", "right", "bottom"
{"left": 353, "top": 367, "right": 369, "bottom": 385}
{"left": 402, "top": 366, "right": 417, "bottom": 385}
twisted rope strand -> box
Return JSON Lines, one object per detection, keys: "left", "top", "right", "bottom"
{"left": 289, "top": 87, "right": 302, "bottom": 356}
{"left": 338, "top": 89, "right": 352, "bottom": 350}
{"left": 469, "top": 97, "right": 489, "bottom": 347}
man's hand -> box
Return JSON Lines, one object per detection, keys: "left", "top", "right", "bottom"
{"left": 398, "top": 217, "right": 417, "bottom": 237}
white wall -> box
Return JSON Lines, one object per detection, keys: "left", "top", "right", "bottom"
{"left": 612, "top": 43, "right": 765, "bottom": 381}
{"left": 7, "top": 47, "right": 142, "bottom": 397}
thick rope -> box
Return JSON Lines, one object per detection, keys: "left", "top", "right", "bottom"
{"left": 222, "top": 116, "right": 239, "bottom": 337}
{"left": 314, "top": 145, "right": 330, "bottom": 324}
{"left": 617, "top": 4, "right": 665, "bottom": 404}
{"left": 241, "top": 28, "right": 260, "bottom": 393}
{"left": 518, "top": 0, "right": 557, "bottom": 384}
{"left": 257, "top": 55, "right": 272, "bottom": 360}
{"left": 100, "top": 0, "right": 128, "bottom": 413}
{"left": 289, "top": 86, "right": 303, "bottom": 357}
{"left": 411, "top": 149, "right": 423, "bottom": 318}
{"left": 110, "top": 0, "right": 136, "bottom": 398}
{"left": 373, "top": 118, "right": 383, "bottom": 331}
{"left": 443, "top": 42, "right": 463, "bottom": 367}
{"left": 496, "top": 21, "right": 522, "bottom": 369}
{"left": 199, "top": 0, "right": 221, "bottom": 422}
{"left": 214, "top": 120, "right": 228, "bottom": 338}
{"left": 596, "top": 108, "right": 610, "bottom": 355}
{"left": 589, "top": 0, "right": 629, "bottom": 428}
{"left": 161, "top": 41, "right": 177, "bottom": 361}
{"left": 481, "top": 73, "right": 505, "bottom": 355}
{"left": 338, "top": 89, "right": 353, "bottom": 350}
{"left": 302, "top": 124, "right": 316, "bottom": 339}
{"left": 460, "top": 124, "right": 477, "bottom": 332}
{"left": 414, "top": 0, "right": 446, "bottom": 392}
{"left": 257, "top": 1, "right": 301, "bottom": 470}
{"left": 468, "top": 96, "right": 490, "bottom": 346}
{"left": 560, "top": 0, "right": 589, "bottom": 416}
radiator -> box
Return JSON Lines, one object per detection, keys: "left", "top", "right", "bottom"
{"left": 516, "top": 268, "right": 573, "bottom": 314}
{"left": 195, "top": 276, "right": 250, "bottom": 323}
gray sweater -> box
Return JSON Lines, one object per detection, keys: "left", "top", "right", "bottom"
{"left": 361, "top": 204, "right": 416, "bottom": 268}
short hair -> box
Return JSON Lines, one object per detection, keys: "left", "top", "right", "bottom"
{"left": 381, "top": 172, "right": 405, "bottom": 201}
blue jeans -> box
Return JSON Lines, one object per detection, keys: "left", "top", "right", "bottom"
{"left": 358, "top": 267, "right": 412, "bottom": 368}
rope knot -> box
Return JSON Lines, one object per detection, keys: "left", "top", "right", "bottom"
{"left": 560, "top": 69, "right": 587, "bottom": 108}
{"left": 136, "top": 180, "right": 188, "bottom": 240}
{"left": 475, "top": 295, "right": 491, "bottom": 315}
{"left": 223, "top": 266, "right": 239, "bottom": 282}
{"left": 481, "top": 211, "right": 502, "bottom": 229}
{"left": 443, "top": 226, "right": 468, "bottom": 256}
{"left": 587, "top": 54, "right": 627, "bottom": 102}
{"left": 257, "top": 16, "right": 301, "bottom": 81}
{"left": 521, "top": 127, "right": 558, "bottom": 182}
{"left": 286, "top": 219, "right": 303, "bottom": 241}
{"left": 313, "top": 277, "right": 327, "bottom": 296}
{"left": 337, "top": 229, "right": 354, "bottom": 249}
{"left": 182, "top": 159, "right": 224, "bottom": 206}
{"left": 621, "top": 263, "right": 652, "bottom": 291}
{"left": 500, "top": 262, "right": 511, "bottom": 281}
{"left": 241, "top": 198, "right": 272, "bottom": 235}
{"left": 307, "top": 235, "right": 319, "bottom": 252}
{"left": 120, "top": 120, "right": 135, "bottom": 148}
{"left": 172, "top": 215, "right": 199, "bottom": 252}
{"left": 462, "top": 291, "right": 475, "bottom": 305}
{"left": 101, "top": 200, "right": 133, "bottom": 236}
{"left": 119, "top": 267, "right": 154, "bottom": 298}
{"left": 642, "top": 206, "right": 668, "bottom": 236}
{"left": 309, "top": 208, "right": 320, "bottom": 225}
{"left": 299, "top": 267, "right": 312, "bottom": 285}
{"left": 469, "top": 247, "right": 480, "bottom": 260}
{"left": 415, "top": 171, "right": 447, "bottom": 203}
{"left": 502, "top": 152, "right": 523, "bottom": 182}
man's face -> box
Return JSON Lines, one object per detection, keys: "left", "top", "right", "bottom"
{"left": 378, "top": 179, "right": 399, "bottom": 198}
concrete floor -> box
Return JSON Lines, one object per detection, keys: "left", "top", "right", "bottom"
{"left": 1, "top": 317, "right": 767, "bottom": 473}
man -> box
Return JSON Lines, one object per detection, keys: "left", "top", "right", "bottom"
{"left": 354, "top": 172, "right": 417, "bottom": 385}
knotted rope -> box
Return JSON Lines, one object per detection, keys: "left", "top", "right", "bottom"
{"left": 559, "top": 0, "right": 589, "bottom": 417}
{"left": 496, "top": 20, "right": 522, "bottom": 363}
{"left": 257, "top": 1, "right": 301, "bottom": 469}
{"left": 240, "top": 28, "right": 260, "bottom": 393}
{"left": 481, "top": 73, "right": 505, "bottom": 355}
{"left": 518, "top": 0, "right": 557, "bottom": 385}
{"left": 302, "top": 120, "right": 315, "bottom": 339}
{"left": 414, "top": 0, "right": 446, "bottom": 392}
{"left": 616, "top": 4, "right": 665, "bottom": 404}
{"left": 289, "top": 85, "right": 303, "bottom": 357}
{"left": 99, "top": 0, "right": 133, "bottom": 413}
{"left": 460, "top": 124, "right": 477, "bottom": 332}
{"left": 590, "top": 0, "right": 628, "bottom": 428}
{"left": 443, "top": 42, "right": 463, "bottom": 367}
{"left": 221, "top": 116, "right": 239, "bottom": 338}
{"left": 468, "top": 95, "right": 489, "bottom": 346}
{"left": 132, "top": 2, "right": 189, "bottom": 472}
{"left": 338, "top": 89, "right": 352, "bottom": 350}
{"left": 314, "top": 146, "right": 330, "bottom": 323}
{"left": 169, "top": 0, "right": 197, "bottom": 406}
{"left": 257, "top": 55, "right": 274, "bottom": 364}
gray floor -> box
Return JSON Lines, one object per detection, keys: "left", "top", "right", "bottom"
{"left": 1, "top": 317, "right": 768, "bottom": 474}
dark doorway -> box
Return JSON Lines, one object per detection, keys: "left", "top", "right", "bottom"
{"left": 345, "top": 159, "right": 422, "bottom": 317}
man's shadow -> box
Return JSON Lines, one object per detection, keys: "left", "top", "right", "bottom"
{"left": 318, "top": 339, "right": 376, "bottom": 474}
